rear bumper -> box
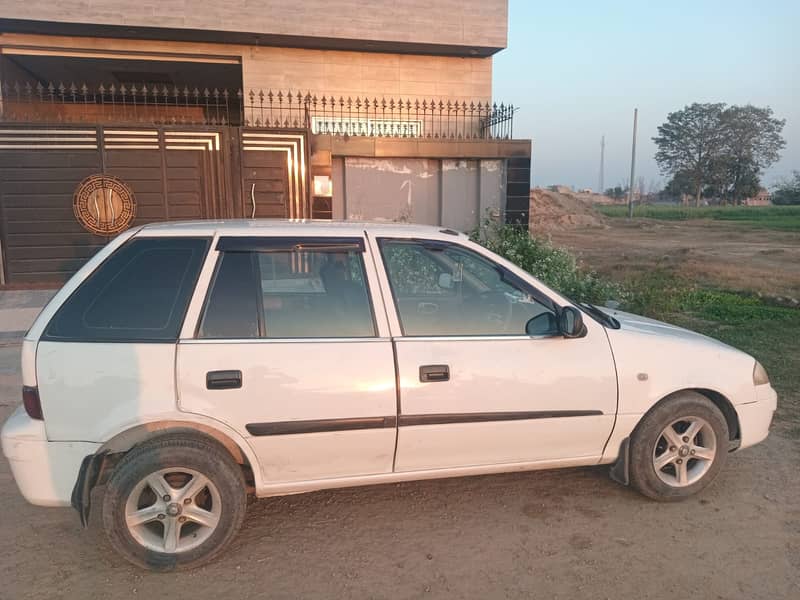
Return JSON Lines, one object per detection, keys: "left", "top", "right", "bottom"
{"left": 737, "top": 384, "right": 778, "bottom": 450}
{"left": 1, "top": 406, "right": 100, "bottom": 507}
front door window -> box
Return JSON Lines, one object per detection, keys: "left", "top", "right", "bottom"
{"left": 379, "top": 240, "right": 557, "bottom": 336}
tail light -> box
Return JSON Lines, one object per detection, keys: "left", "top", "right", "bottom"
{"left": 22, "top": 386, "right": 43, "bottom": 420}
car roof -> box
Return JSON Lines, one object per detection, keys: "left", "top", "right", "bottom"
{"left": 136, "top": 219, "right": 469, "bottom": 240}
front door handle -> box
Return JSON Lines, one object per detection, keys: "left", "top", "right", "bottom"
{"left": 206, "top": 370, "right": 242, "bottom": 390}
{"left": 419, "top": 364, "right": 450, "bottom": 383}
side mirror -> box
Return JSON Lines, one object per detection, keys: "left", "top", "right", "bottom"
{"left": 559, "top": 306, "right": 587, "bottom": 338}
{"left": 438, "top": 272, "right": 454, "bottom": 289}
{"left": 525, "top": 312, "right": 558, "bottom": 336}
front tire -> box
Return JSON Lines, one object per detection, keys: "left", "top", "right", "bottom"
{"left": 629, "top": 392, "right": 729, "bottom": 501}
{"left": 102, "top": 435, "right": 247, "bottom": 571}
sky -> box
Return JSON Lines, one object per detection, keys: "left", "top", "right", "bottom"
{"left": 493, "top": 0, "right": 800, "bottom": 192}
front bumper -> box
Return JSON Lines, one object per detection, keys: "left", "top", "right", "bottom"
{"left": 1, "top": 406, "right": 100, "bottom": 507}
{"left": 737, "top": 384, "right": 778, "bottom": 450}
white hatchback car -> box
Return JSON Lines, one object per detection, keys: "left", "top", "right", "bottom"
{"left": 2, "top": 220, "right": 777, "bottom": 570}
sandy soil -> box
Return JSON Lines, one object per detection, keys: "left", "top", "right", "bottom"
{"left": 529, "top": 189, "right": 607, "bottom": 231}
{"left": 1, "top": 341, "right": 798, "bottom": 600}
{"left": 546, "top": 218, "right": 800, "bottom": 301}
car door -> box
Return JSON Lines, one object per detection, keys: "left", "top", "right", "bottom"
{"left": 373, "top": 236, "right": 617, "bottom": 472}
{"left": 177, "top": 234, "right": 397, "bottom": 484}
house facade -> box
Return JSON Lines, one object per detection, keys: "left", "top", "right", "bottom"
{"left": 0, "top": 0, "right": 530, "bottom": 284}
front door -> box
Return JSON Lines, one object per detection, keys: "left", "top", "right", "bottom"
{"left": 177, "top": 235, "right": 397, "bottom": 484}
{"left": 374, "top": 237, "right": 617, "bottom": 472}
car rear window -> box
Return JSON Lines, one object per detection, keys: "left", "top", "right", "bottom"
{"left": 43, "top": 237, "right": 209, "bottom": 342}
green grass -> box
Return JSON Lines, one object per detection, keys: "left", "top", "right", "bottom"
{"left": 596, "top": 204, "right": 800, "bottom": 231}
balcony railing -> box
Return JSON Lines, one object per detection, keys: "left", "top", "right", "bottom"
{"left": 0, "top": 81, "right": 516, "bottom": 140}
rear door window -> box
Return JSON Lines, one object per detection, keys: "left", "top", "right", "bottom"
{"left": 43, "top": 237, "right": 209, "bottom": 342}
{"left": 199, "top": 238, "right": 376, "bottom": 339}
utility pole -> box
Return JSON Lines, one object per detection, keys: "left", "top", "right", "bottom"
{"left": 599, "top": 135, "right": 605, "bottom": 194}
{"left": 627, "top": 108, "right": 638, "bottom": 219}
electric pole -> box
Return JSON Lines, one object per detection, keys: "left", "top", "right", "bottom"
{"left": 599, "top": 135, "right": 605, "bottom": 195}
{"left": 627, "top": 109, "right": 638, "bottom": 219}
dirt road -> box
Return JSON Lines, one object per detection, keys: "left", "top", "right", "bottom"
{"left": 1, "top": 342, "right": 798, "bottom": 600}
{"left": 546, "top": 219, "right": 800, "bottom": 300}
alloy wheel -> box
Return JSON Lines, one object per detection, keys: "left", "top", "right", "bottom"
{"left": 124, "top": 467, "right": 221, "bottom": 553}
{"left": 652, "top": 416, "right": 717, "bottom": 487}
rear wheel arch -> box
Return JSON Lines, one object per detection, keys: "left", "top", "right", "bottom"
{"left": 95, "top": 421, "right": 260, "bottom": 491}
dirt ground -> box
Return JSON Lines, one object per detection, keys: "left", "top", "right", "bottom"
{"left": 1, "top": 339, "right": 798, "bottom": 600}
{"left": 546, "top": 218, "right": 800, "bottom": 301}
{"left": 529, "top": 189, "right": 607, "bottom": 231}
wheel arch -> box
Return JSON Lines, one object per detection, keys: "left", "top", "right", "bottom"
{"left": 688, "top": 388, "right": 741, "bottom": 444}
{"left": 609, "top": 387, "right": 741, "bottom": 487}
{"left": 72, "top": 418, "right": 260, "bottom": 529}
{"left": 632, "top": 387, "right": 740, "bottom": 443}
{"left": 98, "top": 420, "right": 257, "bottom": 471}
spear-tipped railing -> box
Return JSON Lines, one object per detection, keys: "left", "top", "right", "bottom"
{"left": 0, "top": 80, "right": 516, "bottom": 139}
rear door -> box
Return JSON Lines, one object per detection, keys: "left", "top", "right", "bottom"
{"left": 177, "top": 234, "right": 398, "bottom": 484}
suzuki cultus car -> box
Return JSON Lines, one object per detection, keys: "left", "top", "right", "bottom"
{"left": 2, "top": 221, "right": 776, "bottom": 570}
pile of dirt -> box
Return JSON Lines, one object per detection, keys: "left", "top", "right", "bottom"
{"left": 529, "top": 188, "right": 607, "bottom": 231}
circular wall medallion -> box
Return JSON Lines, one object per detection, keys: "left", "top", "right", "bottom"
{"left": 73, "top": 175, "right": 136, "bottom": 235}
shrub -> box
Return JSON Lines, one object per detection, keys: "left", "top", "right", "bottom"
{"left": 472, "top": 223, "right": 626, "bottom": 305}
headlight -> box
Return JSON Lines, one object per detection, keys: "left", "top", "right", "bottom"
{"left": 753, "top": 360, "right": 770, "bottom": 386}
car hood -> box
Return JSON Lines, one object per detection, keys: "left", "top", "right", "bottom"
{"left": 598, "top": 307, "right": 736, "bottom": 350}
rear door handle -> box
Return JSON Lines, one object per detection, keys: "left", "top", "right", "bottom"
{"left": 206, "top": 370, "right": 242, "bottom": 390}
{"left": 419, "top": 364, "right": 450, "bottom": 383}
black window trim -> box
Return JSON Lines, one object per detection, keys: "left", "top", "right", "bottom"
{"left": 377, "top": 237, "right": 560, "bottom": 339}
{"left": 42, "top": 236, "right": 212, "bottom": 344}
{"left": 196, "top": 239, "right": 380, "bottom": 341}
{"left": 194, "top": 249, "right": 267, "bottom": 340}
{"left": 216, "top": 236, "right": 365, "bottom": 253}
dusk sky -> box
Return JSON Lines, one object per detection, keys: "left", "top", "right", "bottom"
{"left": 493, "top": 0, "right": 799, "bottom": 191}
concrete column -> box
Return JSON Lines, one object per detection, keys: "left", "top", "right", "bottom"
{"left": 479, "top": 159, "right": 505, "bottom": 224}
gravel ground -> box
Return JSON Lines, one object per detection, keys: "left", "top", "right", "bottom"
{"left": 1, "top": 339, "right": 798, "bottom": 600}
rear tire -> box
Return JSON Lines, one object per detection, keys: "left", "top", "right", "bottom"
{"left": 629, "top": 392, "right": 728, "bottom": 501}
{"left": 102, "top": 435, "right": 247, "bottom": 571}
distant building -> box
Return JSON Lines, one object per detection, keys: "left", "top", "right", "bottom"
{"left": 744, "top": 189, "right": 771, "bottom": 206}
{"left": 550, "top": 185, "right": 573, "bottom": 194}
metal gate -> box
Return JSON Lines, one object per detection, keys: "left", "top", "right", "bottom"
{"left": 0, "top": 125, "right": 306, "bottom": 284}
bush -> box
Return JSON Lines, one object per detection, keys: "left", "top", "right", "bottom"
{"left": 472, "top": 223, "right": 626, "bottom": 305}
{"left": 772, "top": 171, "right": 800, "bottom": 205}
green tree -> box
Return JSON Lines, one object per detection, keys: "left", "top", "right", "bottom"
{"left": 772, "top": 171, "right": 800, "bottom": 205}
{"left": 663, "top": 170, "right": 694, "bottom": 201}
{"left": 604, "top": 185, "right": 627, "bottom": 200}
{"left": 653, "top": 103, "right": 727, "bottom": 207}
{"left": 718, "top": 105, "right": 786, "bottom": 204}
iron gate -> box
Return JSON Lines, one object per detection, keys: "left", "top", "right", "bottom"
{"left": 0, "top": 125, "right": 305, "bottom": 284}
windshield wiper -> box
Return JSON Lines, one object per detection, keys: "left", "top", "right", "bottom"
{"left": 578, "top": 303, "right": 621, "bottom": 329}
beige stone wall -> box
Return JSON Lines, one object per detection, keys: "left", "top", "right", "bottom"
{"left": 243, "top": 47, "right": 492, "bottom": 101}
{"left": 0, "top": 33, "right": 493, "bottom": 102}
{"left": 2, "top": 0, "right": 507, "bottom": 50}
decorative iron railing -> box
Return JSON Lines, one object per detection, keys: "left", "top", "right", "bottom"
{"left": 0, "top": 81, "right": 516, "bottom": 140}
